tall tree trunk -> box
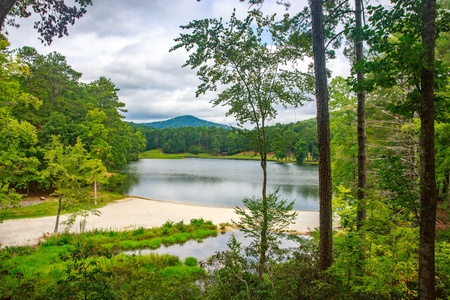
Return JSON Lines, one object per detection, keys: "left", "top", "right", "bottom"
{"left": 258, "top": 120, "right": 268, "bottom": 280}
{"left": 259, "top": 153, "right": 268, "bottom": 279}
{"left": 54, "top": 196, "right": 62, "bottom": 233}
{"left": 419, "top": 0, "right": 437, "bottom": 298}
{"left": 355, "top": 0, "right": 367, "bottom": 231}
{"left": 0, "top": 0, "right": 17, "bottom": 30}
{"left": 310, "top": 0, "right": 333, "bottom": 271}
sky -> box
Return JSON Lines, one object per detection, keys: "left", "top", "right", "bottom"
{"left": 6, "top": 0, "right": 350, "bottom": 127}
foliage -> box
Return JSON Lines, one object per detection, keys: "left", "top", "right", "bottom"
{"left": 0, "top": 37, "right": 41, "bottom": 214}
{"left": 0, "top": 39, "right": 145, "bottom": 207}
{"left": 172, "top": 9, "right": 312, "bottom": 281}
{"left": 201, "top": 233, "right": 325, "bottom": 300}
{"left": 330, "top": 186, "right": 423, "bottom": 298}
{"left": 54, "top": 241, "right": 116, "bottom": 300}
{"left": 436, "top": 241, "right": 450, "bottom": 298}
{"left": 234, "top": 191, "right": 298, "bottom": 265}
{"left": 140, "top": 118, "right": 318, "bottom": 162}
{"left": 0, "top": 219, "right": 215, "bottom": 299}
{"left": 2, "top": 192, "right": 123, "bottom": 220}
{"left": 42, "top": 136, "right": 107, "bottom": 232}
{"left": 2, "top": 0, "right": 93, "bottom": 45}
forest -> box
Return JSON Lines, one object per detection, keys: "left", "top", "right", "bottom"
{"left": 135, "top": 119, "right": 318, "bottom": 162}
{"left": 1, "top": 0, "right": 450, "bottom": 299}
{"left": 0, "top": 41, "right": 146, "bottom": 205}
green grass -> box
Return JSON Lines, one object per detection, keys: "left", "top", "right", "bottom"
{"left": 38, "top": 218, "right": 217, "bottom": 252}
{"left": 139, "top": 149, "right": 188, "bottom": 159}
{"left": 3, "top": 192, "right": 125, "bottom": 220}
{"left": 0, "top": 221, "right": 212, "bottom": 299}
{"left": 139, "top": 149, "right": 280, "bottom": 161}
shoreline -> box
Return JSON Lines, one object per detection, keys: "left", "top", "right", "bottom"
{"left": 0, "top": 197, "right": 319, "bottom": 248}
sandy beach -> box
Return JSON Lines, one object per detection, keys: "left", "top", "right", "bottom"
{"left": 0, "top": 197, "right": 319, "bottom": 248}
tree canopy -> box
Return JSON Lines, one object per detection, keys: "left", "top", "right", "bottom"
{"left": 0, "top": 0, "right": 93, "bottom": 45}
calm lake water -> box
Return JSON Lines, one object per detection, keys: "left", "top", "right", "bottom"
{"left": 121, "top": 158, "right": 319, "bottom": 211}
{"left": 125, "top": 230, "right": 307, "bottom": 261}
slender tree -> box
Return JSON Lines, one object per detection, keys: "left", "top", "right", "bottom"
{"left": 44, "top": 136, "right": 106, "bottom": 233}
{"left": 310, "top": 0, "right": 333, "bottom": 271}
{"left": 354, "top": 0, "right": 367, "bottom": 231}
{"left": 366, "top": 0, "right": 446, "bottom": 296}
{"left": 419, "top": 0, "right": 437, "bottom": 297}
{"left": 172, "top": 10, "right": 310, "bottom": 278}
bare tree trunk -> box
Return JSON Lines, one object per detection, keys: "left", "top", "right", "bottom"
{"left": 355, "top": 0, "right": 367, "bottom": 231}
{"left": 257, "top": 120, "right": 268, "bottom": 280}
{"left": 310, "top": 0, "right": 333, "bottom": 271}
{"left": 419, "top": 0, "right": 437, "bottom": 298}
{"left": 54, "top": 196, "right": 62, "bottom": 233}
{"left": 0, "top": 0, "right": 17, "bottom": 30}
{"left": 94, "top": 180, "right": 97, "bottom": 205}
{"left": 259, "top": 153, "right": 268, "bottom": 279}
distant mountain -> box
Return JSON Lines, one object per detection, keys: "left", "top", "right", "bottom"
{"left": 140, "top": 115, "right": 231, "bottom": 129}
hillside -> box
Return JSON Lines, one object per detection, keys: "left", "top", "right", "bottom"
{"left": 139, "top": 115, "right": 231, "bottom": 129}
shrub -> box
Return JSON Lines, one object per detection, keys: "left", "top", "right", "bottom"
{"left": 147, "top": 238, "right": 162, "bottom": 249}
{"left": 436, "top": 241, "right": 450, "bottom": 299}
{"left": 120, "top": 240, "right": 138, "bottom": 250}
{"left": 184, "top": 256, "right": 198, "bottom": 266}
{"left": 132, "top": 227, "right": 145, "bottom": 236}
{"left": 437, "top": 227, "right": 450, "bottom": 242}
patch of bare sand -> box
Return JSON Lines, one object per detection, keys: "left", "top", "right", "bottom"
{"left": 0, "top": 197, "right": 319, "bottom": 247}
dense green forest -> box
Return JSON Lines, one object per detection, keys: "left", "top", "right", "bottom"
{"left": 0, "top": 38, "right": 146, "bottom": 205}
{"left": 134, "top": 118, "right": 318, "bottom": 162}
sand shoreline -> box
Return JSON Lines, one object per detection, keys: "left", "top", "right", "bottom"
{"left": 0, "top": 197, "right": 319, "bottom": 248}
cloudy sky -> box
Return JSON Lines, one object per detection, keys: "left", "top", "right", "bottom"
{"left": 7, "top": 0, "right": 350, "bottom": 127}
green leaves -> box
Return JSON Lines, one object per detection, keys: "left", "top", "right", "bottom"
{"left": 364, "top": 0, "right": 449, "bottom": 119}
{"left": 234, "top": 191, "right": 298, "bottom": 261}
{"left": 172, "top": 10, "right": 311, "bottom": 128}
{"left": 44, "top": 136, "right": 107, "bottom": 207}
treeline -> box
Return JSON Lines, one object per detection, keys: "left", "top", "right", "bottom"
{"left": 0, "top": 38, "right": 145, "bottom": 201}
{"left": 136, "top": 118, "right": 317, "bottom": 162}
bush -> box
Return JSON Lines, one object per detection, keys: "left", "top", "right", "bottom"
{"left": 436, "top": 241, "right": 450, "bottom": 299}
{"left": 437, "top": 227, "right": 450, "bottom": 242}
{"left": 184, "top": 256, "right": 198, "bottom": 266}
{"left": 132, "top": 227, "right": 145, "bottom": 236}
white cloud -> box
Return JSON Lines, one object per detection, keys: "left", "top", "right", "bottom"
{"left": 6, "top": 0, "right": 349, "bottom": 127}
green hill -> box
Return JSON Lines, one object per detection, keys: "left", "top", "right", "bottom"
{"left": 139, "top": 115, "right": 231, "bottom": 129}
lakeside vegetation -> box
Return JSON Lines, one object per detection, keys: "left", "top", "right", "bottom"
{"left": 2, "top": 192, "right": 124, "bottom": 220}
{"left": 0, "top": 219, "right": 217, "bottom": 299}
{"left": 139, "top": 149, "right": 281, "bottom": 161}
{"left": 133, "top": 118, "right": 318, "bottom": 164}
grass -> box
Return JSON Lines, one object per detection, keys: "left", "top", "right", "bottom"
{"left": 0, "top": 220, "right": 214, "bottom": 299}
{"left": 3, "top": 192, "right": 125, "bottom": 220}
{"left": 139, "top": 149, "right": 280, "bottom": 161}
{"left": 139, "top": 149, "right": 188, "bottom": 159}
{"left": 38, "top": 218, "right": 217, "bottom": 252}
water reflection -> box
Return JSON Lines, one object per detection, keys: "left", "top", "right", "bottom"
{"left": 125, "top": 230, "right": 304, "bottom": 261}
{"left": 120, "top": 158, "right": 319, "bottom": 211}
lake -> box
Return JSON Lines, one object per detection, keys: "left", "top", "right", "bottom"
{"left": 121, "top": 158, "right": 319, "bottom": 211}
{"left": 125, "top": 230, "right": 308, "bottom": 261}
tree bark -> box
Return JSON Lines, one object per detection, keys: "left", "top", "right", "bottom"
{"left": 258, "top": 119, "right": 268, "bottom": 280}
{"left": 0, "top": 0, "right": 17, "bottom": 30}
{"left": 355, "top": 0, "right": 367, "bottom": 230}
{"left": 419, "top": 0, "right": 437, "bottom": 298}
{"left": 54, "top": 196, "right": 62, "bottom": 233}
{"left": 310, "top": 0, "right": 333, "bottom": 271}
